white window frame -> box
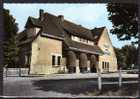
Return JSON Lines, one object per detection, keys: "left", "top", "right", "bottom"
{"left": 71, "top": 35, "right": 94, "bottom": 46}
{"left": 51, "top": 53, "right": 62, "bottom": 67}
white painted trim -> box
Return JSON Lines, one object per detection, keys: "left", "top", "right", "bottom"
{"left": 51, "top": 53, "right": 62, "bottom": 67}
{"left": 41, "top": 33, "right": 64, "bottom": 40}
{"left": 69, "top": 47, "right": 103, "bottom": 55}
{"left": 51, "top": 53, "right": 62, "bottom": 57}
{"left": 71, "top": 35, "right": 94, "bottom": 46}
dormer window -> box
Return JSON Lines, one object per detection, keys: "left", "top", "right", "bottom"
{"left": 71, "top": 35, "right": 94, "bottom": 46}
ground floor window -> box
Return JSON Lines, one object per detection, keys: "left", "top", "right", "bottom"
{"left": 102, "top": 61, "right": 109, "bottom": 72}
{"left": 57, "top": 56, "right": 61, "bottom": 66}
{"left": 52, "top": 55, "right": 56, "bottom": 65}
{"left": 52, "top": 54, "right": 61, "bottom": 66}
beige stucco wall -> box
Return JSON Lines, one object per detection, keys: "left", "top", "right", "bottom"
{"left": 98, "top": 28, "right": 118, "bottom": 72}
{"left": 30, "top": 35, "right": 63, "bottom": 74}
{"left": 29, "top": 27, "right": 117, "bottom": 74}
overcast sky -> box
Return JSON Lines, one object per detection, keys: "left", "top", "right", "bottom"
{"left": 4, "top": 4, "right": 133, "bottom": 48}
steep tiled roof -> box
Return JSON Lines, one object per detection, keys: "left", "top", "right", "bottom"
{"left": 25, "top": 13, "right": 95, "bottom": 41}
{"left": 24, "top": 11, "right": 105, "bottom": 55}
{"left": 91, "top": 27, "right": 105, "bottom": 43}
{"left": 25, "top": 16, "right": 41, "bottom": 28}
{"left": 17, "top": 30, "right": 27, "bottom": 41}
{"left": 41, "top": 13, "right": 65, "bottom": 38}
{"left": 64, "top": 40, "right": 103, "bottom": 55}
{"left": 62, "top": 20, "right": 94, "bottom": 41}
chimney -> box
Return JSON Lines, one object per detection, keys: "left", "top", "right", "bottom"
{"left": 58, "top": 15, "right": 64, "bottom": 23}
{"left": 39, "top": 9, "right": 44, "bottom": 21}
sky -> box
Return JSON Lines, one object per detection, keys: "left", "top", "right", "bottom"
{"left": 4, "top": 4, "right": 133, "bottom": 48}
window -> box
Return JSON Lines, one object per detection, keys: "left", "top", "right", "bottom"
{"left": 52, "top": 55, "right": 55, "bottom": 65}
{"left": 86, "top": 40, "right": 88, "bottom": 43}
{"left": 79, "top": 38, "right": 82, "bottom": 42}
{"left": 71, "top": 35, "right": 79, "bottom": 42}
{"left": 72, "top": 35, "right": 76, "bottom": 40}
{"left": 71, "top": 35, "right": 95, "bottom": 46}
{"left": 88, "top": 40, "right": 94, "bottom": 45}
{"left": 102, "top": 62, "right": 105, "bottom": 69}
{"left": 52, "top": 54, "right": 61, "bottom": 66}
{"left": 57, "top": 56, "right": 61, "bottom": 65}
{"left": 107, "top": 62, "right": 109, "bottom": 71}
{"left": 105, "top": 62, "right": 107, "bottom": 69}
{"left": 102, "top": 61, "right": 109, "bottom": 72}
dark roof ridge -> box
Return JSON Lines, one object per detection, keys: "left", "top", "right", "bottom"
{"left": 91, "top": 26, "right": 106, "bottom": 43}
{"left": 28, "top": 16, "right": 38, "bottom": 19}
{"left": 44, "top": 12, "right": 91, "bottom": 31}
{"left": 92, "top": 26, "right": 106, "bottom": 30}
{"left": 64, "top": 20, "right": 91, "bottom": 31}
{"left": 47, "top": 13, "right": 62, "bottom": 32}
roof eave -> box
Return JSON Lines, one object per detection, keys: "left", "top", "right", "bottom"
{"left": 68, "top": 47, "right": 103, "bottom": 55}
{"left": 41, "top": 33, "right": 64, "bottom": 41}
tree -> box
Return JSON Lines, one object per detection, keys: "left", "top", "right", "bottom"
{"left": 114, "top": 45, "right": 138, "bottom": 69}
{"left": 121, "top": 45, "right": 138, "bottom": 69}
{"left": 114, "top": 47, "right": 126, "bottom": 69}
{"left": 4, "top": 37, "right": 19, "bottom": 68}
{"left": 3, "top": 9, "right": 19, "bottom": 68}
{"left": 4, "top": 9, "right": 18, "bottom": 40}
{"left": 107, "top": 3, "right": 138, "bottom": 43}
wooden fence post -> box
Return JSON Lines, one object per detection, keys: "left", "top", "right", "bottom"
{"left": 98, "top": 68, "right": 102, "bottom": 90}
{"left": 19, "top": 68, "right": 21, "bottom": 77}
{"left": 6, "top": 67, "right": 7, "bottom": 77}
{"left": 118, "top": 68, "right": 122, "bottom": 87}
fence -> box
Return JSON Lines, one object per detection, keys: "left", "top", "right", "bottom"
{"left": 97, "top": 69, "right": 138, "bottom": 90}
{"left": 3, "top": 68, "right": 29, "bottom": 77}
{"left": 3, "top": 68, "right": 138, "bottom": 90}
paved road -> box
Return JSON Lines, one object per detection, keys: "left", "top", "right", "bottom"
{"left": 4, "top": 77, "right": 97, "bottom": 97}
{"left": 3, "top": 74, "right": 138, "bottom": 97}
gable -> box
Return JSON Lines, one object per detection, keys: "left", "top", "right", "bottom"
{"left": 25, "top": 16, "right": 41, "bottom": 28}
{"left": 25, "top": 13, "right": 95, "bottom": 41}
{"left": 97, "top": 28, "right": 116, "bottom": 57}
{"left": 91, "top": 27, "right": 105, "bottom": 44}
{"left": 21, "top": 10, "right": 107, "bottom": 55}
